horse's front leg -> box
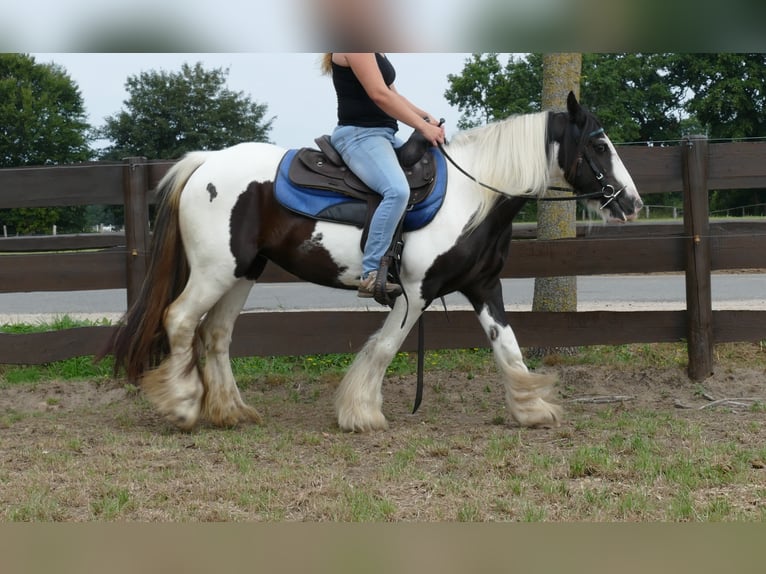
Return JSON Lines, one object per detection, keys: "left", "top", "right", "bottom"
{"left": 335, "top": 296, "right": 423, "bottom": 432}
{"left": 463, "top": 280, "right": 562, "bottom": 427}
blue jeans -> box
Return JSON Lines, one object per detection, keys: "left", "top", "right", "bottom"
{"left": 331, "top": 125, "right": 409, "bottom": 279}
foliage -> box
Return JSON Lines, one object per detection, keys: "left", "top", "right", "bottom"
{"left": 581, "top": 53, "right": 683, "bottom": 144}
{"left": 445, "top": 52, "right": 766, "bottom": 145}
{"left": 668, "top": 54, "right": 766, "bottom": 216}
{"left": 0, "top": 53, "right": 92, "bottom": 235}
{"left": 669, "top": 54, "right": 766, "bottom": 140}
{"left": 96, "top": 62, "right": 274, "bottom": 160}
{"left": 444, "top": 53, "right": 542, "bottom": 129}
{"left": 444, "top": 52, "right": 766, "bottom": 216}
{"left": 0, "top": 54, "right": 91, "bottom": 166}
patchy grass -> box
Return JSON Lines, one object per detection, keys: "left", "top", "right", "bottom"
{"left": 1, "top": 340, "right": 765, "bottom": 522}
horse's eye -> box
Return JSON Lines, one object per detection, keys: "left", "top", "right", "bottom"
{"left": 593, "top": 143, "right": 608, "bottom": 154}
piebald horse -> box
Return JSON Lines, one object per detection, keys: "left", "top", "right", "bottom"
{"left": 107, "top": 92, "right": 643, "bottom": 432}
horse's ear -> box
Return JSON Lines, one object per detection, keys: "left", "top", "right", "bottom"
{"left": 566, "top": 91, "right": 585, "bottom": 125}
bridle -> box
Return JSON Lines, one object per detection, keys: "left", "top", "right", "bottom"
{"left": 437, "top": 121, "right": 625, "bottom": 209}
{"left": 568, "top": 126, "right": 626, "bottom": 209}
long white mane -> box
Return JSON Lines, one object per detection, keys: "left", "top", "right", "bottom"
{"left": 446, "top": 111, "right": 551, "bottom": 230}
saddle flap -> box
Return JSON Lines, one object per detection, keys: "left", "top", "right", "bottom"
{"left": 290, "top": 148, "right": 370, "bottom": 201}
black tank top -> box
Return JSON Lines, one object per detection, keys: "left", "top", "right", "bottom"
{"left": 332, "top": 53, "right": 398, "bottom": 131}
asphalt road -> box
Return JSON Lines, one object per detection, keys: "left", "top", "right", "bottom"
{"left": 1, "top": 274, "right": 765, "bottom": 322}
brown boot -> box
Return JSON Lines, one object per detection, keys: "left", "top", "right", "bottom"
{"left": 358, "top": 271, "right": 402, "bottom": 299}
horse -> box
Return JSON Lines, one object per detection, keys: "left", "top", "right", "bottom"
{"left": 106, "top": 91, "right": 643, "bottom": 432}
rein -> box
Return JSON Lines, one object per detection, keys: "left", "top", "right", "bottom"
{"left": 411, "top": 123, "right": 622, "bottom": 414}
{"left": 437, "top": 126, "right": 623, "bottom": 206}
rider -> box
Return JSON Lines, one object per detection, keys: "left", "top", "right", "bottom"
{"left": 321, "top": 53, "right": 446, "bottom": 299}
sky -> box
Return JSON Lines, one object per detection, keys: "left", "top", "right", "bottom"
{"left": 32, "top": 53, "right": 474, "bottom": 151}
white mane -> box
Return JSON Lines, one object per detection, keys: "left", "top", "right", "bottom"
{"left": 446, "top": 112, "right": 551, "bottom": 230}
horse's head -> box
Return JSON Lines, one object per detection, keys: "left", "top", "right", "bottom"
{"left": 550, "top": 92, "right": 643, "bottom": 222}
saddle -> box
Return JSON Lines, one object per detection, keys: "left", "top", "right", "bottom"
{"left": 288, "top": 130, "right": 438, "bottom": 207}
{"left": 274, "top": 131, "right": 448, "bottom": 307}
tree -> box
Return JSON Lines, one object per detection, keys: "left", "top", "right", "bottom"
{"left": 529, "top": 54, "right": 581, "bottom": 358}
{"left": 581, "top": 53, "right": 683, "bottom": 144}
{"left": 97, "top": 62, "right": 274, "bottom": 160}
{"left": 445, "top": 53, "right": 542, "bottom": 129}
{"left": 670, "top": 54, "right": 766, "bottom": 140}
{"left": 446, "top": 52, "right": 766, "bottom": 220}
{"left": 445, "top": 53, "right": 694, "bottom": 217}
{"left": 669, "top": 54, "right": 766, "bottom": 216}
{"left": 0, "top": 53, "right": 92, "bottom": 235}
{"left": 446, "top": 53, "right": 685, "bottom": 143}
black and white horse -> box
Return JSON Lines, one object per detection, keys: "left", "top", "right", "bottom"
{"left": 107, "top": 92, "right": 642, "bottom": 432}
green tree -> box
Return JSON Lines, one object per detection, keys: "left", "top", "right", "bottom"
{"left": 0, "top": 53, "right": 92, "bottom": 235}
{"left": 581, "top": 53, "right": 683, "bottom": 144}
{"left": 669, "top": 54, "right": 766, "bottom": 216}
{"left": 445, "top": 53, "right": 542, "bottom": 129}
{"left": 97, "top": 62, "right": 274, "bottom": 160}
{"left": 670, "top": 54, "right": 766, "bottom": 140}
{"left": 445, "top": 53, "right": 694, "bottom": 217}
{"left": 446, "top": 53, "right": 684, "bottom": 145}
{"left": 446, "top": 52, "right": 766, "bottom": 220}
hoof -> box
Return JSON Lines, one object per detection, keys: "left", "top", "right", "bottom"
{"left": 337, "top": 409, "right": 389, "bottom": 433}
{"left": 509, "top": 399, "right": 563, "bottom": 428}
{"left": 204, "top": 403, "right": 263, "bottom": 428}
{"left": 163, "top": 398, "right": 202, "bottom": 431}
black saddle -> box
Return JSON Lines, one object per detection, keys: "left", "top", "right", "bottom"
{"left": 288, "top": 130, "right": 438, "bottom": 206}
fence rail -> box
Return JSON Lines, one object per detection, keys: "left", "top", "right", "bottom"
{"left": 1, "top": 138, "right": 765, "bottom": 379}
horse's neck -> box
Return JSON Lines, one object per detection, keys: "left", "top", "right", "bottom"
{"left": 450, "top": 114, "right": 551, "bottom": 196}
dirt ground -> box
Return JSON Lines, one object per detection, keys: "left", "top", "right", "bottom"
{"left": 1, "top": 358, "right": 765, "bottom": 521}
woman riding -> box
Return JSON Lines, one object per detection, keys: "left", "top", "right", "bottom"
{"left": 321, "top": 53, "right": 446, "bottom": 299}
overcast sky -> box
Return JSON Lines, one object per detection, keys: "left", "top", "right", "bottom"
{"left": 32, "top": 53, "right": 474, "bottom": 150}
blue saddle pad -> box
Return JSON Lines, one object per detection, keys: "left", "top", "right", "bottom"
{"left": 274, "top": 147, "right": 448, "bottom": 231}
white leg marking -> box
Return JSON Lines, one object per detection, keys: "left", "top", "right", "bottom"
{"left": 477, "top": 307, "right": 562, "bottom": 427}
{"left": 335, "top": 296, "right": 424, "bottom": 432}
{"left": 142, "top": 271, "right": 234, "bottom": 430}
{"left": 199, "top": 279, "right": 262, "bottom": 427}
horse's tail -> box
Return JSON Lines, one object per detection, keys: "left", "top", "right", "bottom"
{"left": 102, "top": 151, "right": 211, "bottom": 381}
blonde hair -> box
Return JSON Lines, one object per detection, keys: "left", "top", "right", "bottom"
{"left": 320, "top": 53, "right": 333, "bottom": 75}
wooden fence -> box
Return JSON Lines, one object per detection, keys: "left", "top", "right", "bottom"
{"left": 1, "top": 136, "right": 765, "bottom": 380}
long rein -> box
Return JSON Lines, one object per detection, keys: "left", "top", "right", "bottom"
{"left": 413, "top": 124, "right": 613, "bottom": 414}
{"left": 436, "top": 142, "right": 606, "bottom": 202}
{"left": 434, "top": 122, "right": 620, "bottom": 206}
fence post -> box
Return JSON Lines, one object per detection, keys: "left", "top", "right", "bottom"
{"left": 123, "top": 157, "right": 150, "bottom": 309}
{"left": 682, "top": 135, "right": 713, "bottom": 380}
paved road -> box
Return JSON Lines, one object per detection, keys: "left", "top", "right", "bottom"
{"left": 1, "top": 274, "right": 764, "bottom": 323}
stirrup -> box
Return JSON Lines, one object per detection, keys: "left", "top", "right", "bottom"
{"left": 372, "top": 259, "right": 402, "bottom": 307}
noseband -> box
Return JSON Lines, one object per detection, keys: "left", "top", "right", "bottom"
{"left": 568, "top": 126, "right": 625, "bottom": 209}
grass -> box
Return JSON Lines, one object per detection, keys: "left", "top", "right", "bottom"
{"left": 2, "top": 316, "right": 765, "bottom": 386}
{"left": 3, "top": 339, "right": 765, "bottom": 389}
{"left": 0, "top": 314, "right": 112, "bottom": 334}
{"left": 3, "top": 401, "right": 764, "bottom": 522}
{"left": 2, "top": 318, "right": 766, "bottom": 522}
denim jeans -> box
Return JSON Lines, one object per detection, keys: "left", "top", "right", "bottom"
{"left": 331, "top": 125, "right": 409, "bottom": 278}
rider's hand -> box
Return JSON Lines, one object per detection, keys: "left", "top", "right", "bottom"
{"left": 420, "top": 117, "right": 445, "bottom": 146}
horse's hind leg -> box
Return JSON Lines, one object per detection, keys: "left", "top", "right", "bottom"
{"left": 199, "top": 278, "right": 262, "bottom": 427}
{"left": 464, "top": 281, "right": 562, "bottom": 427}
{"left": 141, "top": 270, "right": 231, "bottom": 430}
